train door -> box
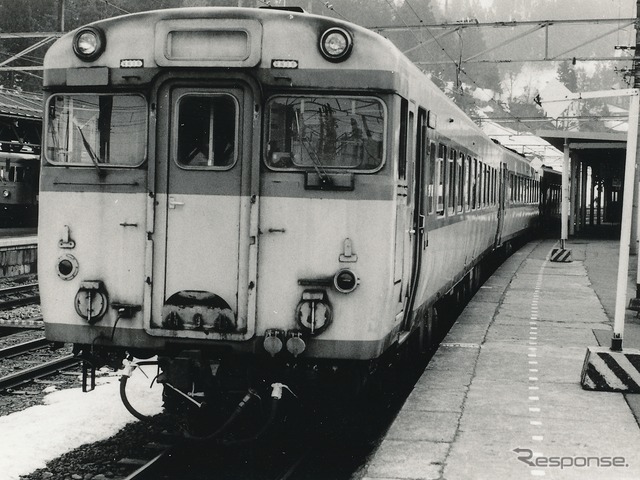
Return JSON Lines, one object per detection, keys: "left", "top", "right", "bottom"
{"left": 150, "top": 81, "right": 258, "bottom": 340}
{"left": 398, "top": 104, "right": 427, "bottom": 339}
{"left": 495, "top": 163, "right": 508, "bottom": 247}
{"left": 394, "top": 100, "right": 411, "bottom": 327}
{"left": 401, "top": 108, "right": 428, "bottom": 335}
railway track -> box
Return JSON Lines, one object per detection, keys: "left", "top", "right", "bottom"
{"left": 121, "top": 448, "right": 177, "bottom": 480}
{"left": 98, "top": 345, "right": 435, "bottom": 480}
{"left": 0, "top": 354, "right": 79, "bottom": 391}
{"left": 0, "top": 336, "right": 80, "bottom": 392}
{"left": 0, "top": 276, "right": 43, "bottom": 329}
{"left": 0, "top": 336, "right": 49, "bottom": 358}
{"left": 119, "top": 441, "right": 313, "bottom": 480}
{"left": 0, "top": 282, "right": 39, "bottom": 309}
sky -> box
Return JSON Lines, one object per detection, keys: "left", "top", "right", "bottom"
{"left": 428, "top": 0, "right": 636, "bottom": 100}
{"left": 0, "top": 369, "right": 163, "bottom": 480}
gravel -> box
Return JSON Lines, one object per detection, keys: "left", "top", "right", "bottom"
{"left": 19, "top": 415, "right": 179, "bottom": 480}
{"left": 0, "top": 274, "right": 179, "bottom": 480}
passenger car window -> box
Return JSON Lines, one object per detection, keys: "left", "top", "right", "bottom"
{"left": 46, "top": 94, "right": 147, "bottom": 166}
{"left": 436, "top": 144, "right": 446, "bottom": 216}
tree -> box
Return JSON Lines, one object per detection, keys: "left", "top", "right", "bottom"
{"left": 557, "top": 60, "right": 578, "bottom": 91}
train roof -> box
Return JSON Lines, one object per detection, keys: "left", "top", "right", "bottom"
{"left": 43, "top": 7, "right": 398, "bottom": 73}
{"left": 541, "top": 165, "right": 561, "bottom": 175}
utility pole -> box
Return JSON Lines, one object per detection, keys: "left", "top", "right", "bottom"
{"left": 633, "top": 0, "right": 640, "bottom": 260}
{"left": 631, "top": 0, "right": 640, "bottom": 256}
{"left": 58, "top": 0, "right": 65, "bottom": 32}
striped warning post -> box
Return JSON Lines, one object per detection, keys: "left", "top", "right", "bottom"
{"left": 550, "top": 248, "right": 572, "bottom": 262}
{"left": 581, "top": 346, "right": 640, "bottom": 393}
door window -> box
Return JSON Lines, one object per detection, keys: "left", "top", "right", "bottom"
{"left": 176, "top": 94, "right": 238, "bottom": 169}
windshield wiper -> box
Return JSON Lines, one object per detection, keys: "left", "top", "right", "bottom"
{"left": 76, "top": 125, "right": 103, "bottom": 175}
{"left": 295, "top": 110, "right": 330, "bottom": 183}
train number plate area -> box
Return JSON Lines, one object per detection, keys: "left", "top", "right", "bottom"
{"left": 155, "top": 19, "right": 262, "bottom": 67}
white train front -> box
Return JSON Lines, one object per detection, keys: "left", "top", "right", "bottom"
{"left": 38, "top": 7, "right": 539, "bottom": 406}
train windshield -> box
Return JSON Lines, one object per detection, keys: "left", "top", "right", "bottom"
{"left": 45, "top": 94, "right": 147, "bottom": 167}
{"left": 265, "top": 96, "right": 385, "bottom": 171}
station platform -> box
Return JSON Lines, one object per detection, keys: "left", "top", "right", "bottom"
{"left": 0, "top": 232, "right": 37, "bottom": 278}
{"left": 361, "top": 238, "right": 640, "bottom": 480}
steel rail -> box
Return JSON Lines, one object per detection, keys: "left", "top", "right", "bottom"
{"left": 0, "top": 283, "right": 40, "bottom": 310}
{"left": 122, "top": 449, "right": 175, "bottom": 480}
{"left": 0, "top": 294, "right": 40, "bottom": 310}
{"left": 275, "top": 448, "right": 314, "bottom": 480}
{"left": 0, "top": 283, "right": 38, "bottom": 296}
{"left": 0, "top": 337, "right": 50, "bottom": 359}
{"left": 0, "top": 354, "right": 79, "bottom": 391}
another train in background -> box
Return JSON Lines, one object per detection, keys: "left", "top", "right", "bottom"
{"left": 0, "top": 92, "right": 42, "bottom": 228}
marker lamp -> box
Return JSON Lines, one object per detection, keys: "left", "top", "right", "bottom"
{"left": 333, "top": 268, "right": 359, "bottom": 294}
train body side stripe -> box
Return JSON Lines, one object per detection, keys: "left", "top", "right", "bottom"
{"left": 40, "top": 168, "right": 397, "bottom": 201}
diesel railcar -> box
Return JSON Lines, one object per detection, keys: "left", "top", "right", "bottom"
{"left": 39, "top": 6, "right": 539, "bottom": 420}
{"left": 0, "top": 116, "right": 40, "bottom": 227}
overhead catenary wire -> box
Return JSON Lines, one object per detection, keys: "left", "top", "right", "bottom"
{"left": 382, "top": 1, "right": 633, "bottom": 138}
{"left": 314, "top": 0, "right": 350, "bottom": 21}
{"left": 384, "top": 0, "right": 538, "bottom": 138}
{"left": 97, "top": 0, "right": 130, "bottom": 15}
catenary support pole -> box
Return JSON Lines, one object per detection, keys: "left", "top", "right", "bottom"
{"left": 561, "top": 139, "right": 570, "bottom": 248}
{"left": 631, "top": 0, "right": 640, "bottom": 255}
{"left": 580, "top": 161, "right": 588, "bottom": 231}
{"left": 570, "top": 156, "right": 577, "bottom": 236}
{"left": 613, "top": 90, "right": 640, "bottom": 351}
{"left": 635, "top": 0, "right": 640, "bottom": 282}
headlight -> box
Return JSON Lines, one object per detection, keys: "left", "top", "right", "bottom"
{"left": 73, "top": 27, "right": 106, "bottom": 61}
{"left": 2, "top": 190, "right": 9, "bottom": 198}
{"left": 319, "top": 27, "right": 353, "bottom": 62}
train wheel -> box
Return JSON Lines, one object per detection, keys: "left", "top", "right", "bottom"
{"left": 119, "top": 359, "right": 164, "bottom": 421}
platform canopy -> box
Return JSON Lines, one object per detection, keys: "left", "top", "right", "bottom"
{"left": 536, "top": 130, "right": 627, "bottom": 165}
{"left": 0, "top": 89, "right": 42, "bottom": 120}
